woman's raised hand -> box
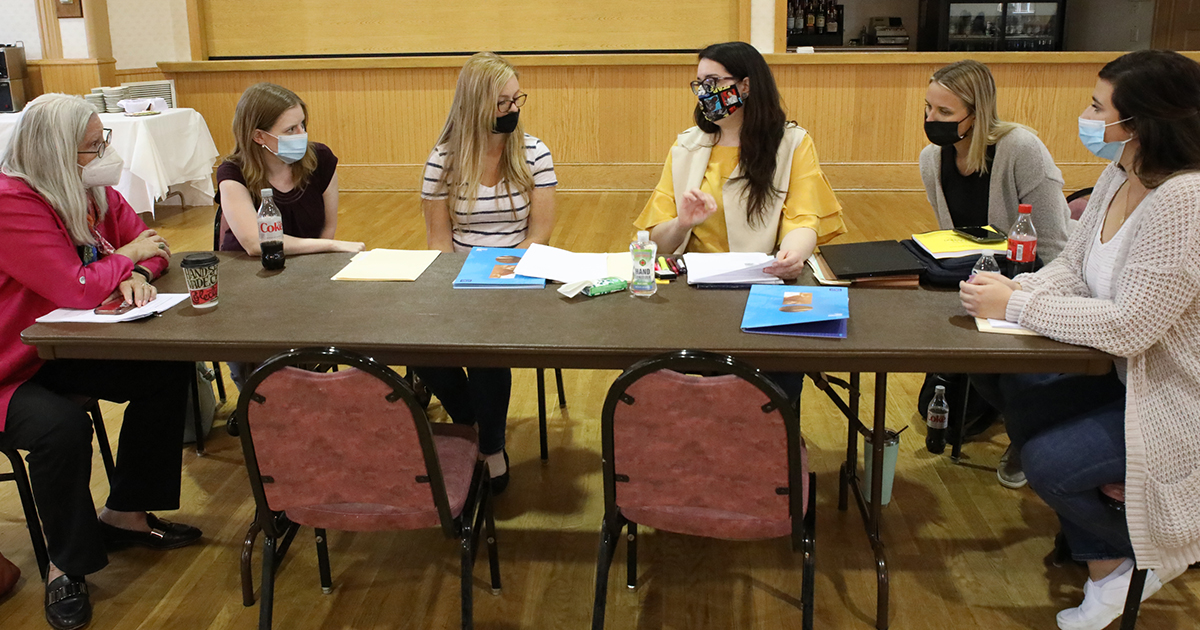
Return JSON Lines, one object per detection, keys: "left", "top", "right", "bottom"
{"left": 678, "top": 189, "right": 718, "bottom": 229}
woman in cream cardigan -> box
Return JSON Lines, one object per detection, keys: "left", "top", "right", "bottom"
{"left": 961, "top": 50, "right": 1200, "bottom": 630}
{"left": 920, "top": 60, "right": 1070, "bottom": 262}
{"left": 634, "top": 41, "right": 845, "bottom": 277}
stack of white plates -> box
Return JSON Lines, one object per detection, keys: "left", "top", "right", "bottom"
{"left": 101, "top": 87, "right": 128, "bottom": 113}
{"left": 121, "top": 80, "right": 175, "bottom": 108}
{"left": 83, "top": 92, "right": 106, "bottom": 114}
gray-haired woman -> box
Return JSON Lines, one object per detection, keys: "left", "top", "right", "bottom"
{"left": 0, "top": 94, "right": 200, "bottom": 630}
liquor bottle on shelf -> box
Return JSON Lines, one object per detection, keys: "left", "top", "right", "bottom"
{"left": 805, "top": 1, "right": 816, "bottom": 34}
{"left": 788, "top": 0, "right": 796, "bottom": 35}
{"left": 827, "top": 3, "right": 839, "bottom": 35}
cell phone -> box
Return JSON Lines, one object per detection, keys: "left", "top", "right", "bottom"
{"left": 94, "top": 297, "right": 135, "bottom": 316}
{"left": 953, "top": 226, "right": 1007, "bottom": 243}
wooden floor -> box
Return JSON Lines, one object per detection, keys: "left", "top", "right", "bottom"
{"left": 2, "top": 191, "right": 1196, "bottom": 629}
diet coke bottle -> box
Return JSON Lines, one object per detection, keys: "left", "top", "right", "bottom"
{"left": 1006, "top": 203, "right": 1037, "bottom": 277}
{"left": 257, "top": 188, "right": 285, "bottom": 270}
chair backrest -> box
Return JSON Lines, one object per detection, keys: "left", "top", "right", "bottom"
{"left": 1066, "top": 187, "right": 1094, "bottom": 221}
{"left": 236, "top": 347, "right": 459, "bottom": 539}
{"left": 213, "top": 204, "right": 225, "bottom": 251}
{"left": 600, "top": 350, "right": 806, "bottom": 544}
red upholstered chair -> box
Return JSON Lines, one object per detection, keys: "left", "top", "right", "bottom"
{"left": 591, "top": 350, "right": 816, "bottom": 630}
{"left": 236, "top": 347, "right": 500, "bottom": 630}
{"left": 1067, "top": 187, "right": 1094, "bottom": 221}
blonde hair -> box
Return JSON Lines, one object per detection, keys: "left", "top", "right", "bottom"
{"left": 931, "top": 60, "right": 1030, "bottom": 174}
{"left": 432, "top": 52, "right": 534, "bottom": 216}
{"left": 227, "top": 83, "right": 318, "bottom": 207}
{"left": 0, "top": 93, "right": 109, "bottom": 245}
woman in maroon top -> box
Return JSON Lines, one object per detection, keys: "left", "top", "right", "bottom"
{"left": 0, "top": 94, "right": 200, "bottom": 630}
{"left": 216, "top": 83, "right": 363, "bottom": 255}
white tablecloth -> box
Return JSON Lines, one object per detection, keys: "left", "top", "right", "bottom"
{"left": 0, "top": 108, "right": 220, "bottom": 217}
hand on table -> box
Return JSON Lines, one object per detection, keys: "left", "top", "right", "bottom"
{"left": 110, "top": 274, "right": 158, "bottom": 308}
{"left": 334, "top": 240, "right": 366, "bottom": 254}
{"left": 678, "top": 189, "right": 718, "bottom": 229}
{"left": 960, "top": 272, "right": 1015, "bottom": 319}
{"left": 765, "top": 248, "right": 806, "bottom": 280}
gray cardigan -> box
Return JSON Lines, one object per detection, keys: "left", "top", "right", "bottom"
{"left": 919, "top": 127, "right": 1071, "bottom": 262}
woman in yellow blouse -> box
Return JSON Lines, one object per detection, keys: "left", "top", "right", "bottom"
{"left": 635, "top": 41, "right": 845, "bottom": 278}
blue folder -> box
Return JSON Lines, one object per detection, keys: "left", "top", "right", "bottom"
{"left": 453, "top": 247, "right": 546, "bottom": 289}
{"left": 740, "top": 285, "right": 849, "bottom": 338}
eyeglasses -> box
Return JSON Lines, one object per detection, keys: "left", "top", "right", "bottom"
{"left": 497, "top": 93, "right": 528, "bottom": 111}
{"left": 78, "top": 128, "right": 112, "bottom": 159}
{"left": 690, "top": 76, "right": 737, "bottom": 95}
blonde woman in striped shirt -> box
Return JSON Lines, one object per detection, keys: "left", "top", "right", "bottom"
{"left": 417, "top": 52, "right": 557, "bottom": 494}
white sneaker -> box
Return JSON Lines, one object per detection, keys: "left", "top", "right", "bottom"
{"left": 997, "top": 444, "right": 1027, "bottom": 489}
{"left": 1056, "top": 568, "right": 1162, "bottom": 630}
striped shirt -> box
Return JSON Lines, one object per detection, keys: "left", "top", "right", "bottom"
{"left": 421, "top": 134, "right": 557, "bottom": 252}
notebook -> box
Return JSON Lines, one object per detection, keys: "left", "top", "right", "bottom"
{"left": 453, "top": 247, "right": 546, "bottom": 289}
{"left": 912, "top": 229, "right": 1008, "bottom": 260}
{"left": 740, "top": 285, "right": 849, "bottom": 338}
{"left": 817, "top": 241, "right": 924, "bottom": 279}
{"left": 512, "top": 243, "right": 633, "bottom": 284}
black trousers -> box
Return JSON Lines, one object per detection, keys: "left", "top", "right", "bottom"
{"left": 1, "top": 359, "right": 191, "bottom": 576}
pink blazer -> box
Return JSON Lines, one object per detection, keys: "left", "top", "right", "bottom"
{"left": 0, "top": 173, "right": 168, "bottom": 430}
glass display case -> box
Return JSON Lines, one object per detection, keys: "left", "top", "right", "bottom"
{"left": 917, "top": 1, "right": 1066, "bottom": 52}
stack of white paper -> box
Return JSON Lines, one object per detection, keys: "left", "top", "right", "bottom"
{"left": 331, "top": 249, "right": 439, "bottom": 281}
{"left": 513, "top": 243, "right": 633, "bottom": 283}
{"left": 36, "top": 294, "right": 191, "bottom": 323}
{"left": 682, "top": 252, "right": 782, "bottom": 285}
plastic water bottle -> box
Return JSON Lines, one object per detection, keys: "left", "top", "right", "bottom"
{"left": 970, "top": 252, "right": 1001, "bottom": 280}
{"left": 1006, "top": 203, "right": 1038, "bottom": 277}
{"left": 925, "top": 385, "right": 949, "bottom": 454}
{"left": 257, "top": 188, "right": 285, "bottom": 270}
{"left": 630, "top": 230, "right": 657, "bottom": 297}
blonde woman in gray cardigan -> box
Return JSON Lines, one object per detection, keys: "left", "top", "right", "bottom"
{"left": 961, "top": 50, "right": 1200, "bottom": 630}
{"left": 921, "top": 60, "right": 1070, "bottom": 262}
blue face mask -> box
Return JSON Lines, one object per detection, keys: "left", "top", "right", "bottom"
{"left": 1078, "top": 117, "right": 1132, "bottom": 162}
{"left": 263, "top": 131, "right": 308, "bottom": 165}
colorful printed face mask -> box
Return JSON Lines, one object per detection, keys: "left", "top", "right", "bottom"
{"left": 697, "top": 82, "right": 743, "bottom": 122}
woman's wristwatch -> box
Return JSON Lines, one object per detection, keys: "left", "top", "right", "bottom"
{"left": 132, "top": 265, "right": 154, "bottom": 282}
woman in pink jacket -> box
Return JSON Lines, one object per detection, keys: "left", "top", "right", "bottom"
{"left": 0, "top": 94, "right": 200, "bottom": 630}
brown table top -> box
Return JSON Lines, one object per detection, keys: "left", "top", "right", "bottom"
{"left": 22, "top": 252, "right": 1112, "bottom": 374}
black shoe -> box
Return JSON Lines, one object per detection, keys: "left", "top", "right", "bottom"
{"left": 489, "top": 451, "right": 510, "bottom": 496}
{"left": 98, "top": 514, "right": 202, "bottom": 551}
{"left": 45, "top": 574, "right": 91, "bottom": 630}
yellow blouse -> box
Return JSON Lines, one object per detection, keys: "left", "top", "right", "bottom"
{"left": 634, "top": 135, "right": 846, "bottom": 253}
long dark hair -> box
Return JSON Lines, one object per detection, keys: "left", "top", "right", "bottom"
{"left": 695, "top": 42, "right": 787, "bottom": 228}
{"left": 1099, "top": 50, "right": 1200, "bottom": 188}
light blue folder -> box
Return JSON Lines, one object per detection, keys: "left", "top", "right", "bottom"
{"left": 740, "top": 285, "right": 849, "bottom": 338}
{"left": 453, "top": 247, "right": 546, "bottom": 289}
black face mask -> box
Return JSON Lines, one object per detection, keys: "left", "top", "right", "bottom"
{"left": 924, "top": 117, "right": 970, "bottom": 146}
{"left": 493, "top": 110, "right": 519, "bottom": 134}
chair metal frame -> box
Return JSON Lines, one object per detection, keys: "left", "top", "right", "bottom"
{"left": 0, "top": 400, "right": 116, "bottom": 580}
{"left": 235, "top": 346, "right": 500, "bottom": 630}
{"left": 591, "top": 349, "right": 816, "bottom": 630}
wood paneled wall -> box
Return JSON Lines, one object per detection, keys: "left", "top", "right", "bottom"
{"left": 115, "top": 67, "right": 170, "bottom": 84}
{"left": 164, "top": 54, "right": 1146, "bottom": 192}
{"left": 27, "top": 59, "right": 118, "bottom": 98}
{"left": 199, "top": 0, "right": 745, "bottom": 58}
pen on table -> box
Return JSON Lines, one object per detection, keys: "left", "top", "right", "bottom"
{"left": 674, "top": 256, "right": 687, "bottom": 274}
{"left": 666, "top": 257, "right": 680, "bottom": 275}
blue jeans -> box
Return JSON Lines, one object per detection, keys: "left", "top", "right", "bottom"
{"left": 973, "top": 371, "right": 1131, "bottom": 561}
{"left": 415, "top": 367, "right": 511, "bottom": 456}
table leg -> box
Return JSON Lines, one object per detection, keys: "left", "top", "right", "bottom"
{"left": 839, "top": 372, "right": 861, "bottom": 512}
{"left": 950, "top": 384, "right": 971, "bottom": 462}
{"left": 869, "top": 372, "right": 889, "bottom": 629}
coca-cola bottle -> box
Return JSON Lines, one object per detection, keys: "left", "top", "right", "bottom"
{"left": 1006, "top": 203, "right": 1037, "bottom": 277}
{"left": 925, "top": 385, "right": 949, "bottom": 454}
{"left": 257, "top": 188, "right": 285, "bottom": 270}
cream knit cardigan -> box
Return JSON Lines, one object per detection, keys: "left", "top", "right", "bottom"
{"left": 1005, "top": 163, "right": 1200, "bottom": 575}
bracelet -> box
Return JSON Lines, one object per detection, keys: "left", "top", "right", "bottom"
{"left": 132, "top": 266, "right": 153, "bottom": 282}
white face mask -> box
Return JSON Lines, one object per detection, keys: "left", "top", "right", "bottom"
{"left": 79, "top": 149, "right": 124, "bottom": 187}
